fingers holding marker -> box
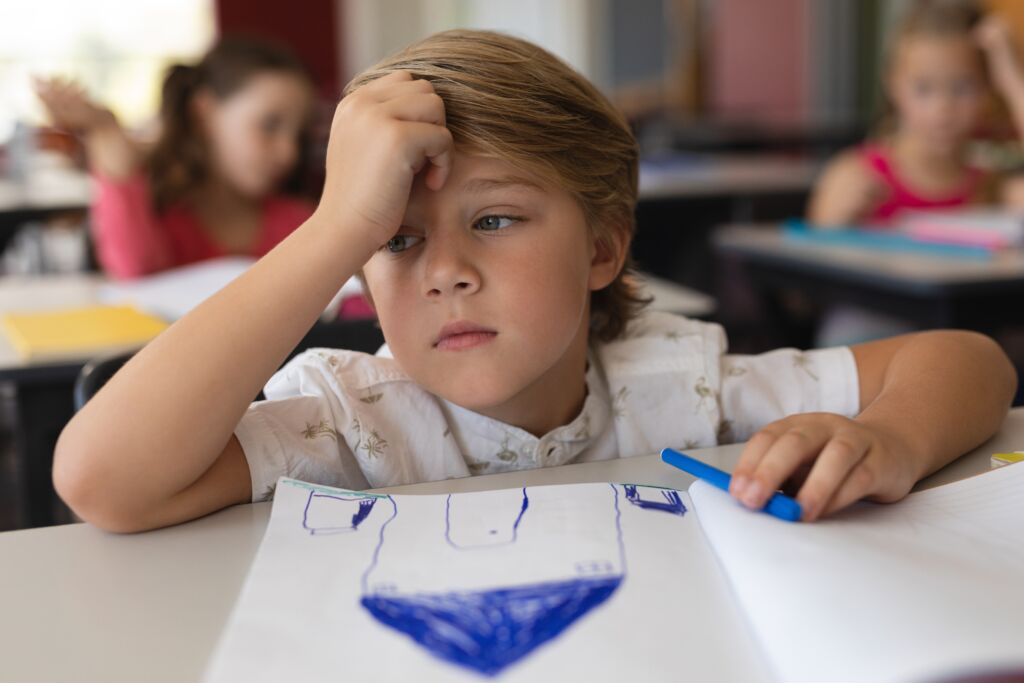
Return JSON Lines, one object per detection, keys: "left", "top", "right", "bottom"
{"left": 794, "top": 434, "right": 870, "bottom": 520}
{"left": 741, "top": 426, "right": 831, "bottom": 510}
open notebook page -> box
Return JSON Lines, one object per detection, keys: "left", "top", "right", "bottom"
{"left": 690, "top": 463, "right": 1024, "bottom": 683}
{"left": 205, "top": 480, "right": 769, "bottom": 682}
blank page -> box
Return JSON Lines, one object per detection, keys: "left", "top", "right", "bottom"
{"left": 690, "top": 463, "right": 1024, "bottom": 683}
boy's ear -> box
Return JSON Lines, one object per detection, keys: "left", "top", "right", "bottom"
{"left": 588, "top": 222, "right": 630, "bottom": 292}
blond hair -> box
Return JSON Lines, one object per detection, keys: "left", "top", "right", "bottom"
{"left": 345, "top": 29, "right": 647, "bottom": 342}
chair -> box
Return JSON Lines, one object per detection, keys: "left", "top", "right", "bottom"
{"left": 73, "top": 318, "right": 386, "bottom": 410}
{"left": 73, "top": 350, "right": 136, "bottom": 411}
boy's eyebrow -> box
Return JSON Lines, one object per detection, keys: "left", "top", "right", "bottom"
{"left": 461, "top": 175, "right": 545, "bottom": 194}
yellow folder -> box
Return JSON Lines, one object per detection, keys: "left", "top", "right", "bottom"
{"left": 2, "top": 305, "right": 168, "bottom": 361}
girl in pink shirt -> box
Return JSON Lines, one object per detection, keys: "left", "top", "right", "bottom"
{"left": 36, "top": 37, "right": 317, "bottom": 279}
{"left": 808, "top": 2, "right": 1024, "bottom": 227}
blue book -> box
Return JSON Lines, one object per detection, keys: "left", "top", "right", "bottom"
{"left": 783, "top": 219, "right": 994, "bottom": 261}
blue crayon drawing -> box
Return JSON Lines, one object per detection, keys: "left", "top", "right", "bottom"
{"left": 624, "top": 484, "right": 687, "bottom": 516}
{"left": 360, "top": 574, "right": 623, "bottom": 677}
{"left": 445, "top": 487, "right": 529, "bottom": 550}
{"left": 302, "top": 492, "right": 379, "bottom": 535}
{"left": 306, "top": 483, "right": 683, "bottom": 678}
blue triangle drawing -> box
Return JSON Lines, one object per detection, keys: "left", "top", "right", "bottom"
{"left": 361, "top": 574, "right": 622, "bottom": 677}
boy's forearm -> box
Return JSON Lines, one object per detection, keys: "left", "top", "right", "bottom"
{"left": 56, "top": 213, "right": 378, "bottom": 513}
{"left": 854, "top": 331, "right": 1016, "bottom": 481}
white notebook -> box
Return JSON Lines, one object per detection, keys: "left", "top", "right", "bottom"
{"left": 205, "top": 464, "right": 1024, "bottom": 683}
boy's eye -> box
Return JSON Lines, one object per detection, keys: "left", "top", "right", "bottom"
{"left": 474, "top": 215, "right": 519, "bottom": 231}
{"left": 383, "top": 235, "right": 423, "bottom": 253}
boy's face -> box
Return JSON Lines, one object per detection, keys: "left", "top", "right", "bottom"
{"left": 361, "top": 152, "right": 621, "bottom": 434}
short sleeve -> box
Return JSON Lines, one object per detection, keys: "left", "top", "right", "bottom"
{"left": 234, "top": 352, "right": 370, "bottom": 502}
{"left": 717, "top": 346, "right": 860, "bottom": 443}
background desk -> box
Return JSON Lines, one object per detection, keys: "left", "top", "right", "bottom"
{"left": 1, "top": 408, "right": 1018, "bottom": 683}
{"left": 638, "top": 154, "right": 821, "bottom": 207}
{"left": 633, "top": 155, "right": 821, "bottom": 294}
{"left": 0, "top": 271, "right": 713, "bottom": 530}
{"left": 714, "top": 224, "right": 1024, "bottom": 345}
{"left": 0, "top": 170, "right": 93, "bottom": 251}
{"left": 0, "top": 275, "right": 107, "bottom": 528}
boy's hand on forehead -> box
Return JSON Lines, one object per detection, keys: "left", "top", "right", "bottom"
{"left": 728, "top": 413, "right": 918, "bottom": 522}
{"left": 315, "top": 71, "right": 454, "bottom": 256}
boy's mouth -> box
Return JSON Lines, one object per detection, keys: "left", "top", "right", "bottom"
{"left": 433, "top": 321, "right": 498, "bottom": 351}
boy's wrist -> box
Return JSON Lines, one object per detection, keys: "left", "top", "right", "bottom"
{"left": 305, "top": 208, "right": 383, "bottom": 265}
{"left": 854, "top": 410, "right": 933, "bottom": 485}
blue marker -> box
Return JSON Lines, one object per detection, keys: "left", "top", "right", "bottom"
{"left": 660, "top": 448, "right": 803, "bottom": 522}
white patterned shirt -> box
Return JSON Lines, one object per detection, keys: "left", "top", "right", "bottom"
{"left": 236, "top": 312, "right": 860, "bottom": 501}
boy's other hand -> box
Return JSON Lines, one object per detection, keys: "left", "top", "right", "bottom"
{"left": 315, "top": 71, "right": 454, "bottom": 255}
{"left": 728, "top": 412, "right": 920, "bottom": 521}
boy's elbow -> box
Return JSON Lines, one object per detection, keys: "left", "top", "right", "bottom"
{"left": 931, "top": 329, "right": 1017, "bottom": 400}
{"left": 52, "top": 434, "right": 148, "bottom": 534}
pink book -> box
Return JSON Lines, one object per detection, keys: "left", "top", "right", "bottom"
{"left": 901, "top": 210, "right": 1024, "bottom": 250}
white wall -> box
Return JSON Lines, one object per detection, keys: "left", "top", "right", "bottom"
{"left": 338, "top": 0, "right": 608, "bottom": 88}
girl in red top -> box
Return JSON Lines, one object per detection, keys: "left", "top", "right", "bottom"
{"left": 35, "top": 37, "right": 316, "bottom": 279}
{"left": 808, "top": 1, "right": 1024, "bottom": 227}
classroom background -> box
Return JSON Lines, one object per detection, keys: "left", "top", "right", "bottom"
{"left": 2, "top": 0, "right": 1023, "bottom": 532}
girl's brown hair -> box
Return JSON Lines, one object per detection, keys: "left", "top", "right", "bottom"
{"left": 147, "top": 35, "right": 312, "bottom": 211}
{"left": 346, "top": 29, "right": 648, "bottom": 342}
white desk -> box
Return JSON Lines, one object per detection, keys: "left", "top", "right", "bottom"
{"left": 1, "top": 408, "right": 1020, "bottom": 683}
{"left": 0, "top": 167, "right": 93, "bottom": 248}
{"left": 638, "top": 154, "right": 821, "bottom": 202}
{"left": 0, "top": 173, "right": 92, "bottom": 214}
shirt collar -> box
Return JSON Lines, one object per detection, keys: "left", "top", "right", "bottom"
{"left": 439, "top": 351, "right": 610, "bottom": 469}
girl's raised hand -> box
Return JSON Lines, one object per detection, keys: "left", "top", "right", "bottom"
{"left": 314, "top": 71, "right": 454, "bottom": 254}
{"left": 976, "top": 16, "right": 1024, "bottom": 102}
{"left": 33, "top": 77, "right": 116, "bottom": 133}
{"left": 728, "top": 413, "right": 919, "bottom": 521}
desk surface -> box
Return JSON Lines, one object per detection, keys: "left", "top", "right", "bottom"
{"left": 0, "top": 273, "right": 106, "bottom": 372}
{"left": 0, "top": 167, "right": 92, "bottom": 214}
{"left": 715, "top": 224, "right": 1024, "bottom": 293}
{"left": 638, "top": 155, "right": 821, "bottom": 201}
{"left": 1, "top": 407, "right": 1019, "bottom": 683}
{"left": 0, "top": 271, "right": 715, "bottom": 373}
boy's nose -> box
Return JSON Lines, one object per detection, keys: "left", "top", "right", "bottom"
{"left": 422, "top": 235, "right": 481, "bottom": 299}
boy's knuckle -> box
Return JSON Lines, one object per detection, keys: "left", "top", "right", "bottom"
{"left": 852, "top": 465, "right": 875, "bottom": 491}
{"left": 828, "top": 436, "right": 860, "bottom": 460}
